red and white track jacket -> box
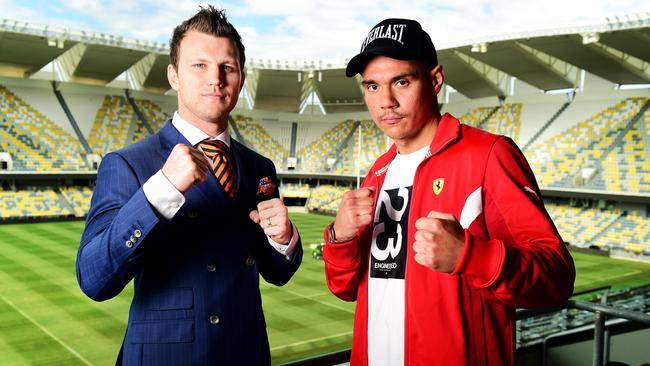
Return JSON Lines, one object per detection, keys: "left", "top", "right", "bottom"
{"left": 323, "top": 113, "right": 575, "bottom": 366}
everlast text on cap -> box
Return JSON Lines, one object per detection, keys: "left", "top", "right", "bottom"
{"left": 345, "top": 18, "right": 438, "bottom": 77}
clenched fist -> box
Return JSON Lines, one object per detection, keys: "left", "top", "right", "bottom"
{"left": 249, "top": 198, "right": 292, "bottom": 244}
{"left": 413, "top": 210, "right": 465, "bottom": 273}
{"left": 161, "top": 144, "right": 211, "bottom": 194}
{"left": 332, "top": 187, "right": 376, "bottom": 242}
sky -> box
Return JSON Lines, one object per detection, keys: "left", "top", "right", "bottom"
{"left": 2, "top": 0, "right": 649, "bottom": 63}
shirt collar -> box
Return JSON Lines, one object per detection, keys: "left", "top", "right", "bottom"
{"left": 171, "top": 111, "right": 231, "bottom": 148}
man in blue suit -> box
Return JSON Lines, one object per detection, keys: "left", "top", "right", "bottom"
{"left": 76, "top": 6, "right": 302, "bottom": 365}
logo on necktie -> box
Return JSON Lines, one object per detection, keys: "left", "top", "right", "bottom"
{"left": 433, "top": 178, "right": 444, "bottom": 195}
{"left": 198, "top": 139, "right": 237, "bottom": 199}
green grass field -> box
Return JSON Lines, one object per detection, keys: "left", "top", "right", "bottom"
{"left": 1, "top": 213, "right": 649, "bottom": 365}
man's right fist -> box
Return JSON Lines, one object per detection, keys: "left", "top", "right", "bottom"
{"left": 162, "top": 144, "right": 211, "bottom": 194}
{"left": 332, "top": 187, "right": 376, "bottom": 242}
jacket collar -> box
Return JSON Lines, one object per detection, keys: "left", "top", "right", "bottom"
{"left": 369, "top": 113, "right": 461, "bottom": 176}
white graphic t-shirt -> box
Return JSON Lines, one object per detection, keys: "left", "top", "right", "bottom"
{"left": 368, "top": 146, "right": 428, "bottom": 366}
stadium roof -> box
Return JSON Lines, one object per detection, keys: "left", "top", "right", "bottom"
{"left": 1, "top": 14, "right": 650, "bottom": 112}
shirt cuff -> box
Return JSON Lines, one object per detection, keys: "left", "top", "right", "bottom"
{"left": 268, "top": 222, "right": 299, "bottom": 259}
{"left": 142, "top": 170, "right": 185, "bottom": 220}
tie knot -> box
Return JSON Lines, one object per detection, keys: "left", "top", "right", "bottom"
{"left": 199, "top": 139, "right": 228, "bottom": 160}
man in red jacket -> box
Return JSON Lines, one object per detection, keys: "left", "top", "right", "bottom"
{"left": 323, "top": 18, "right": 575, "bottom": 366}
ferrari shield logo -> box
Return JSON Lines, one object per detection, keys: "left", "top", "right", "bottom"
{"left": 433, "top": 178, "right": 444, "bottom": 195}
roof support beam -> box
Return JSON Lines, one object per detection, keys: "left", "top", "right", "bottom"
{"left": 515, "top": 42, "right": 582, "bottom": 89}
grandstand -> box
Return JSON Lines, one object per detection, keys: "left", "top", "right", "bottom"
{"left": 2, "top": 13, "right": 650, "bottom": 366}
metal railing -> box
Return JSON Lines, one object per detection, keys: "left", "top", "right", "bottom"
{"left": 568, "top": 299, "right": 650, "bottom": 366}
{"left": 280, "top": 296, "right": 650, "bottom": 366}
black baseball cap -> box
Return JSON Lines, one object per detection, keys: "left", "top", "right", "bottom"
{"left": 345, "top": 18, "right": 438, "bottom": 77}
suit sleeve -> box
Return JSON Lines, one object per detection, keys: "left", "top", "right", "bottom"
{"left": 255, "top": 164, "right": 303, "bottom": 287}
{"left": 451, "top": 137, "right": 575, "bottom": 308}
{"left": 322, "top": 174, "right": 374, "bottom": 302}
{"left": 76, "top": 152, "right": 160, "bottom": 301}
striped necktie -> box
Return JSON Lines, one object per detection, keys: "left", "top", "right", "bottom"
{"left": 198, "top": 139, "right": 237, "bottom": 199}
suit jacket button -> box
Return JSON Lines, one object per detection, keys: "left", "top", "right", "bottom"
{"left": 130, "top": 235, "right": 137, "bottom": 243}
{"left": 207, "top": 263, "right": 217, "bottom": 272}
{"left": 209, "top": 315, "right": 220, "bottom": 324}
{"left": 246, "top": 258, "right": 255, "bottom": 266}
{"left": 125, "top": 240, "right": 133, "bottom": 248}
{"left": 134, "top": 229, "right": 142, "bottom": 238}
{"left": 188, "top": 211, "right": 198, "bottom": 219}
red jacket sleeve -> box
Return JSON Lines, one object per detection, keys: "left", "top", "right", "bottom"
{"left": 322, "top": 175, "right": 375, "bottom": 302}
{"left": 452, "top": 137, "right": 576, "bottom": 308}
{"left": 323, "top": 229, "right": 364, "bottom": 301}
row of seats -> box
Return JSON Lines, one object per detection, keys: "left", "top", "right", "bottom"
{"left": 59, "top": 186, "right": 93, "bottom": 217}
{"left": 231, "top": 115, "right": 288, "bottom": 166}
{"left": 305, "top": 185, "right": 349, "bottom": 214}
{"left": 461, "top": 104, "right": 522, "bottom": 143}
{"left": 0, "top": 85, "right": 85, "bottom": 170}
{"left": 545, "top": 202, "right": 650, "bottom": 255}
{"left": 526, "top": 97, "right": 647, "bottom": 188}
{"left": 131, "top": 99, "right": 170, "bottom": 144}
{"left": 0, "top": 188, "right": 70, "bottom": 218}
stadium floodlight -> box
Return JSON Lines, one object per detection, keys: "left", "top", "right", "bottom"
{"left": 617, "top": 83, "right": 650, "bottom": 90}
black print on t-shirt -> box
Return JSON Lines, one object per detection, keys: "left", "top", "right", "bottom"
{"left": 370, "top": 186, "right": 411, "bottom": 279}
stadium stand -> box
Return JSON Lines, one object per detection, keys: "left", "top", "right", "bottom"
{"left": 0, "top": 84, "right": 85, "bottom": 170}
{"left": 280, "top": 183, "right": 311, "bottom": 199}
{"left": 87, "top": 95, "right": 136, "bottom": 156}
{"left": 0, "top": 187, "right": 72, "bottom": 218}
{"left": 525, "top": 97, "right": 648, "bottom": 190}
{"left": 231, "top": 114, "right": 288, "bottom": 167}
{"left": 306, "top": 185, "right": 350, "bottom": 214}
{"left": 298, "top": 120, "right": 356, "bottom": 172}
{"left": 545, "top": 203, "right": 623, "bottom": 247}
{"left": 593, "top": 212, "right": 650, "bottom": 255}
{"left": 59, "top": 186, "right": 93, "bottom": 218}
{"left": 331, "top": 119, "right": 388, "bottom": 175}
{"left": 131, "top": 98, "right": 171, "bottom": 142}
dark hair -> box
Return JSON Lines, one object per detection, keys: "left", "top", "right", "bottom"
{"left": 169, "top": 5, "right": 245, "bottom": 71}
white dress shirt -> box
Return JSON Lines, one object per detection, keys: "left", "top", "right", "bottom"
{"left": 142, "top": 112, "right": 298, "bottom": 257}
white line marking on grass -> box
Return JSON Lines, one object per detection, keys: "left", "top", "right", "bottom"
{"left": 602, "top": 270, "right": 641, "bottom": 281}
{"left": 271, "top": 330, "right": 353, "bottom": 351}
{"left": 0, "top": 295, "right": 93, "bottom": 366}
{"left": 261, "top": 284, "right": 355, "bottom": 314}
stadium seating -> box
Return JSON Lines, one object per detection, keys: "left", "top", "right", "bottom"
{"left": 525, "top": 97, "right": 648, "bottom": 190}
{"left": 280, "top": 183, "right": 311, "bottom": 198}
{"left": 331, "top": 120, "right": 388, "bottom": 175}
{"left": 0, "top": 187, "right": 73, "bottom": 219}
{"left": 593, "top": 212, "right": 650, "bottom": 254}
{"left": 545, "top": 203, "right": 622, "bottom": 247}
{"left": 298, "top": 120, "right": 356, "bottom": 173}
{"left": 306, "top": 185, "right": 350, "bottom": 214}
{"left": 462, "top": 104, "right": 522, "bottom": 142}
{"left": 231, "top": 115, "right": 288, "bottom": 167}
{"left": 59, "top": 186, "right": 93, "bottom": 217}
{"left": 0, "top": 85, "right": 85, "bottom": 170}
{"left": 131, "top": 99, "right": 171, "bottom": 143}
{"left": 87, "top": 95, "right": 136, "bottom": 155}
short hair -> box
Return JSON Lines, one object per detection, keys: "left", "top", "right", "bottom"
{"left": 169, "top": 5, "right": 245, "bottom": 71}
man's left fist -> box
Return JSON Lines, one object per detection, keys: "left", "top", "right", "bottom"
{"left": 413, "top": 210, "right": 465, "bottom": 273}
{"left": 249, "top": 198, "right": 292, "bottom": 244}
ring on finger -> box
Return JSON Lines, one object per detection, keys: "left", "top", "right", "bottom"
{"left": 267, "top": 218, "right": 272, "bottom": 226}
